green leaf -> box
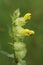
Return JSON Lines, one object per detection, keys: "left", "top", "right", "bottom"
{"left": 0, "top": 50, "right": 14, "bottom": 58}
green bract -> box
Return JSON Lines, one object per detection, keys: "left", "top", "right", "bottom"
{"left": 15, "top": 49, "right": 27, "bottom": 59}
{"left": 15, "top": 17, "right": 26, "bottom": 26}
{"left": 14, "top": 42, "right": 26, "bottom": 51}
{"left": 17, "top": 60, "right": 26, "bottom": 65}
{"left": 11, "top": 8, "right": 20, "bottom": 24}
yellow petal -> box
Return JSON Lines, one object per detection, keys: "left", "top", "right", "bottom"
{"left": 24, "top": 13, "right": 31, "bottom": 20}
{"left": 21, "top": 29, "right": 35, "bottom": 36}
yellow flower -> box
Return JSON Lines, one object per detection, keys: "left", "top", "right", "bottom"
{"left": 21, "top": 29, "right": 35, "bottom": 36}
{"left": 24, "top": 13, "right": 31, "bottom": 20}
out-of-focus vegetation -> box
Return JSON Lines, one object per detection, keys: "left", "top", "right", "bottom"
{"left": 0, "top": 0, "right": 43, "bottom": 65}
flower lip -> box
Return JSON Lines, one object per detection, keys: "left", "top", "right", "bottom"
{"left": 21, "top": 29, "right": 35, "bottom": 36}
{"left": 24, "top": 13, "right": 31, "bottom": 20}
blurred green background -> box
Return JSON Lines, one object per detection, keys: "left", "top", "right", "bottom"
{"left": 0, "top": 0, "right": 43, "bottom": 65}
